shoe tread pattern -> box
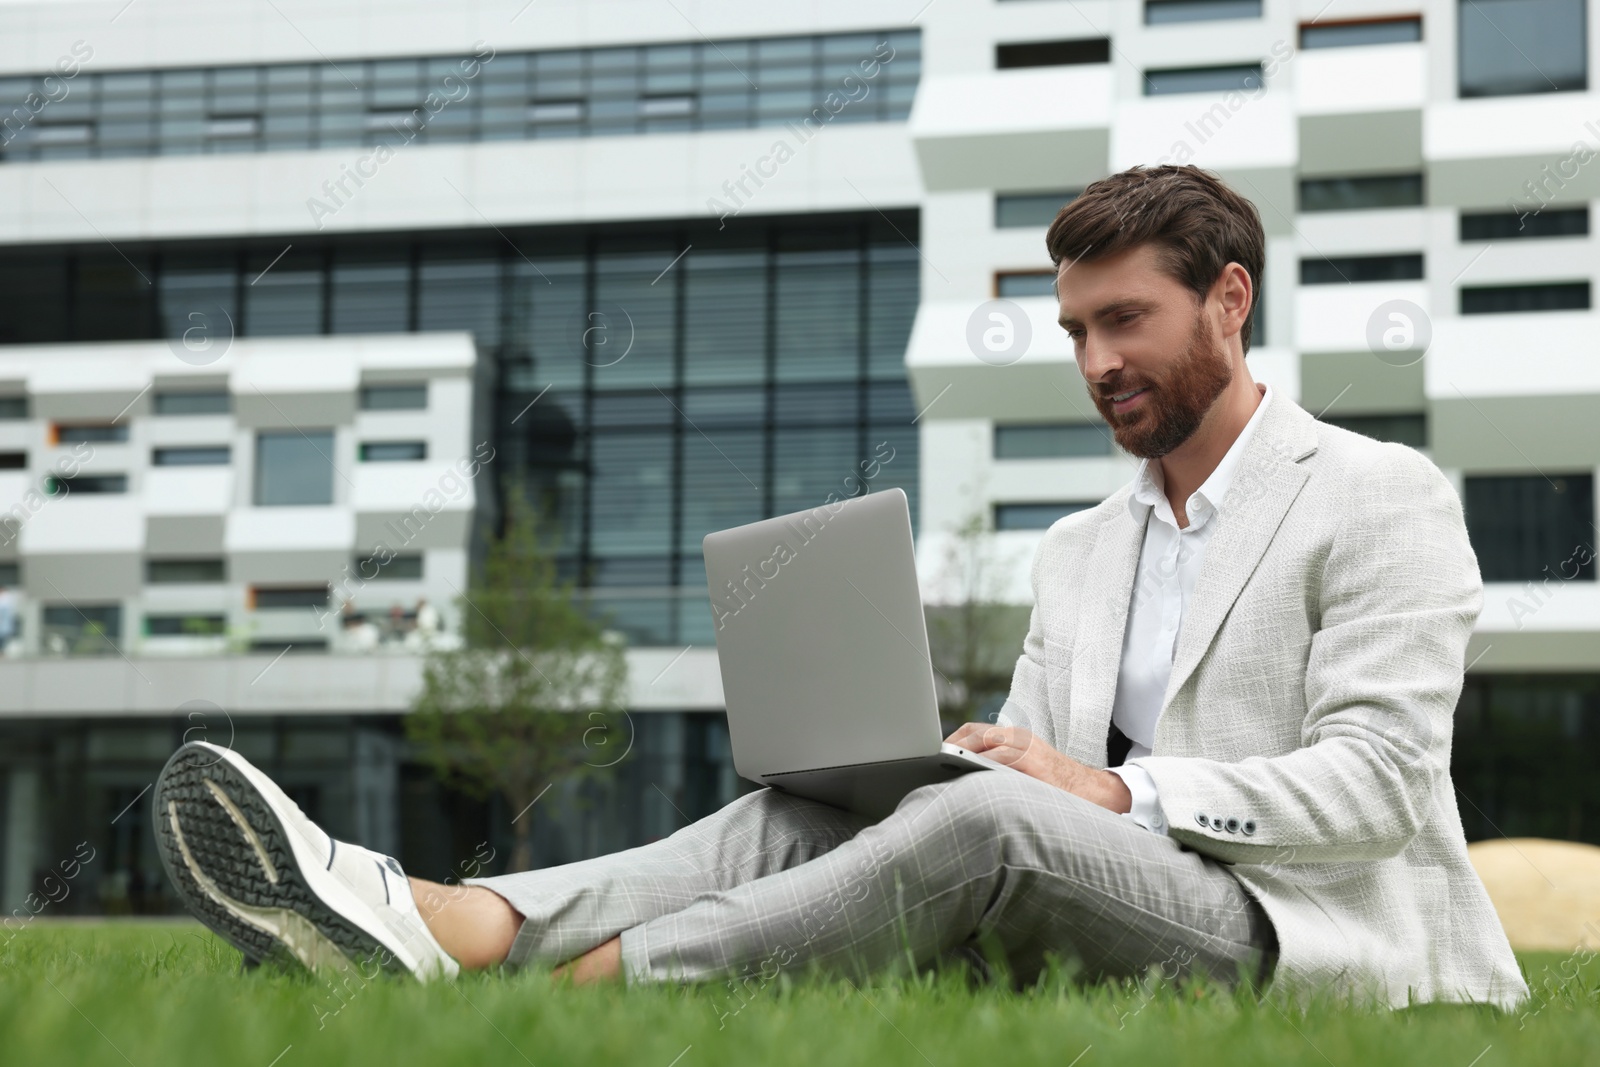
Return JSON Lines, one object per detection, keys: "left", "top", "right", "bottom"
{"left": 153, "top": 742, "right": 407, "bottom": 976}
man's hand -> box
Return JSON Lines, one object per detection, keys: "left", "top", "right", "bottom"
{"left": 945, "top": 723, "right": 1133, "bottom": 814}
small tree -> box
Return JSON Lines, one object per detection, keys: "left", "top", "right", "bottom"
{"left": 405, "top": 485, "right": 631, "bottom": 873}
{"left": 926, "top": 505, "right": 1030, "bottom": 729}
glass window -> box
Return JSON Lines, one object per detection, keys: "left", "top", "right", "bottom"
{"left": 244, "top": 249, "right": 323, "bottom": 335}
{"left": 773, "top": 383, "right": 858, "bottom": 426}
{"left": 1453, "top": 674, "right": 1600, "bottom": 843}
{"left": 530, "top": 99, "right": 586, "bottom": 132}
{"left": 679, "top": 429, "right": 764, "bottom": 553}
{"left": 0, "top": 255, "right": 68, "bottom": 342}
{"left": 592, "top": 391, "right": 674, "bottom": 430}
{"left": 1317, "top": 413, "right": 1428, "bottom": 448}
{"left": 775, "top": 247, "right": 859, "bottom": 382}
{"left": 205, "top": 115, "right": 261, "bottom": 141}
{"left": 1145, "top": 0, "right": 1262, "bottom": 23}
{"left": 0, "top": 30, "right": 926, "bottom": 166}
{"left": 56, "top": 424, "right": 129, "bottom": 444}
{"left": 75, "top": 255, "right": 157, "bottom": 341}
{"left": 1143, "top": 64, "right": 1264, "bottom": 95}
{"left": 1460, "top": 206, "right": 1589, "bottom": 241}
{"left": 359, "top": 441, "right": 427, "bottom": 462}
{"left": 997, "top": 272, "right": 1056, "bottom": 298}
{"left": 772, "top": 428, "right": 857, "bottom": 516}
{"left": 995, "top": 39, "right": 1110, "bottom": 68}
{"left": 995, "top": 190, "right": 1078, "bottom": 228}
{"left": 41, "top": 603, "right": 122, "bottom": 654}
{"left": 255, "top": 430, "right": 335, "bottom": 505}
{"left": 1460, "top": 282, "right": 1590, "bottom": 314}
{"left": 866, "top": 244, "right": 919, "bottom": 381}
{"left": 1460, "top": 0, "right": 1586, "bottom": 97}
{"left": 159, "top": 257, "right": 239, "bottom": 347}
{"left": 1299, "top": 253, "right": 1424, "bottom": 285}
{"left": 331, "top": 259, "right": 410, "bottom": 334}
{"left": 154, "top": 390, "right": 231, "bottom": 415}
{"left": 684, "top": 248, "right": 767, "bottom": 386}
{"left": 994, "top": 502, "right": 1095, "bottom": 530}
{"left": 145, "top": 614, "right": 227, "bottom": 636}
{"left": 589, "top": 432, "right": 673, "bottom": 558}
{"left": 507, "top": 253, "right": 588, "bottom": 390}
{"left": 681, "top": 387, "right": 764, "bottom": 430}
{"left": 592, "top": 247, "right": 679, "bottom": 388}
{"left": 0, "top": 397, "right": 28, "bottom": 419}
{"left": 48, "top": 474, "right": 127, "bottom": 495}
{"left": 994, "top": 423, "right": 1112, "bottom": 459}
{"left": 32, "top": 122, "right": 95, "bottom": 148}
{"left": 417, "top": 252, "right": 501, "bottom": 345}
{"left": 1299, "top": 173, "right": 1424, "bottom": 211}
{"left": 0, "top": 452, "right": 23, "bottom": 469}
{"left": 1300, "top": 16, "right": 1421, "bottom": 48}
{"left": 360, "top": 384, "right": 427, "bottom": 410}
{"left": 364, "top": 103, "right": 418, "bottom": 137}
{"left": 253, "top": 585, "right": 330, "bottom": 608}
{"left": 152, "top": 446, "right": 231, "bottom": 466}
{"left": 1464, "top": 474, "right": 1595, "bottom": 582}
{"left": 352, "top": 552, "right": 423, "bottom": 580}
{"left": 532, "top": 49, "right": 584, "bottom": 91}
{"left": 147, "top": 558, "right": 226, "bottom": 583}
{"left": 639, "top": 93, "right": 695, "bottom": 117}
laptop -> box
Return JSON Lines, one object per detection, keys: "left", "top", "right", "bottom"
{"left": 702, "top": 487, "right": 1024, "bottom": 819}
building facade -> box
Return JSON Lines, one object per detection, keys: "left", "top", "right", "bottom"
{"left": 0, "top": 0, "right": 1595, "bottom": 913}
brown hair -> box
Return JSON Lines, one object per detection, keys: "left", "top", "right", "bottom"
{"left": 1043, "top": 164, "right": 1265, "bottom": 353}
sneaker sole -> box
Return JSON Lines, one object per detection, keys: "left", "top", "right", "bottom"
{"left": 153, "top": 741, "right": 437, "bottom": 980}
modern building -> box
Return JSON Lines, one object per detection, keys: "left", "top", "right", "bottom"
{"left": 0, "top": 0, "right": 1595, "bottom": 913}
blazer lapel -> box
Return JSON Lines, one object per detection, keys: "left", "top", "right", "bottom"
{"left": 1063, "top": 395, "right": 1320, "bottom": 766}
{"left": 1160, "top": 431, "right": 1313, "bottom": 715}
{"left": 1065, "top": 500, "right": 1146, "bottom": 766}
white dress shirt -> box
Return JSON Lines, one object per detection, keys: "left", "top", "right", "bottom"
{"left": 1106, "top": 382, "right": 1274, "bottom": 834}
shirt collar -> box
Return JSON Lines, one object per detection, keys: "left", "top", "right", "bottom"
{"left": 1126, "top": 382, "right": 1273, "bottom": 529}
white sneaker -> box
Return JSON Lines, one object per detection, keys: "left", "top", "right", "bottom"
{"left": 153, "top": 740, "right": 460, "bottom": 982}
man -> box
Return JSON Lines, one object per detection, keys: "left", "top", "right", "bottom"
{"left": 153, "top": 164, "right": 1528, "bottom": 1010}
{"left": 0, "top": 582, "right": 15, "bottom": 655}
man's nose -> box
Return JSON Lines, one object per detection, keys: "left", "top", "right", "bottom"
{"left": 1080, "top": 336, "right": 1122, "bottom": 384}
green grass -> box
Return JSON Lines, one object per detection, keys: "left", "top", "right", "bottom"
{"left": 2, "top": 921, "right": 1597, "bottom": 1066}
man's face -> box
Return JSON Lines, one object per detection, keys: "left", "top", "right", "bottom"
{"left": 1056, "top": 243, "right": 1233, "bottom": 460}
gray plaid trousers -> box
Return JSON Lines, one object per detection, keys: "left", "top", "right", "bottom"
{"left": 465, "top": 770, "right": 1277, "bottom": 990}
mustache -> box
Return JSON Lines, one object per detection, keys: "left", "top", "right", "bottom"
{"left": 1097, "top": 382, "right": 1151, "bottom": 398}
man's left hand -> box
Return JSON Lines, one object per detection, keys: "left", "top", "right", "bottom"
{"left": 944, "top": 723, "right": 1133, "bottom": 814}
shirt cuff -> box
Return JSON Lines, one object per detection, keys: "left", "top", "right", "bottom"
{"left": 1107, "top": 764, "right": 1169, "bottom": 836}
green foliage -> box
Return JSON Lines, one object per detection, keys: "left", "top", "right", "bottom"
{"left": 405, "top": 485, "right": 630, "bottom": 870}
{"left": 926, "top": 509, "right": 1030, "bottom": 727}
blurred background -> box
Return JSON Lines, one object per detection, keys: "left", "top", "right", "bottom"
{"left": 0, "top": 0, "right": 1594, "bottom": 917}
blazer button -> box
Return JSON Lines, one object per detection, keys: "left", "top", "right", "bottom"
{"left": 1242, "top": 820, "right": 1257, "bottom": 835}
{"left": 1225, "top": 817, "right": 1240, "bottom": 833}
{"left": 1194, "top": 810, "right": 1209, "bottom": 828}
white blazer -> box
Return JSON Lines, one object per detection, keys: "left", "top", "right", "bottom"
{"left": 1000, "top": 391, "right": 1529, "bottom": 1010}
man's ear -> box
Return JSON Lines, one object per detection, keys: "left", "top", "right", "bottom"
{"left": 1214, "top": 262, "right": 1252, "bottom": 338}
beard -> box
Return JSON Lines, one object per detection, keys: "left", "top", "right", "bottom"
{"left": 1088, "top": 311, "right": 1233, "bottom": 459}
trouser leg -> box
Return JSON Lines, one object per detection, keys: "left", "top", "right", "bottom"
{"left": 463, "top": 785, "right": 873, "bottom": 968}
{"left": 620, "top": 770, "right": 1278, "bottom": 992}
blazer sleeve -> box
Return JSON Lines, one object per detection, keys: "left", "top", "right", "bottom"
{"left": 1127, "top": 444, "right": 1482, "bottom": 866}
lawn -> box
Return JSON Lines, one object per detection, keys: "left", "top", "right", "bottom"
{"left": 3, "top": 921, "right": 1597, "bottom": 1066}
